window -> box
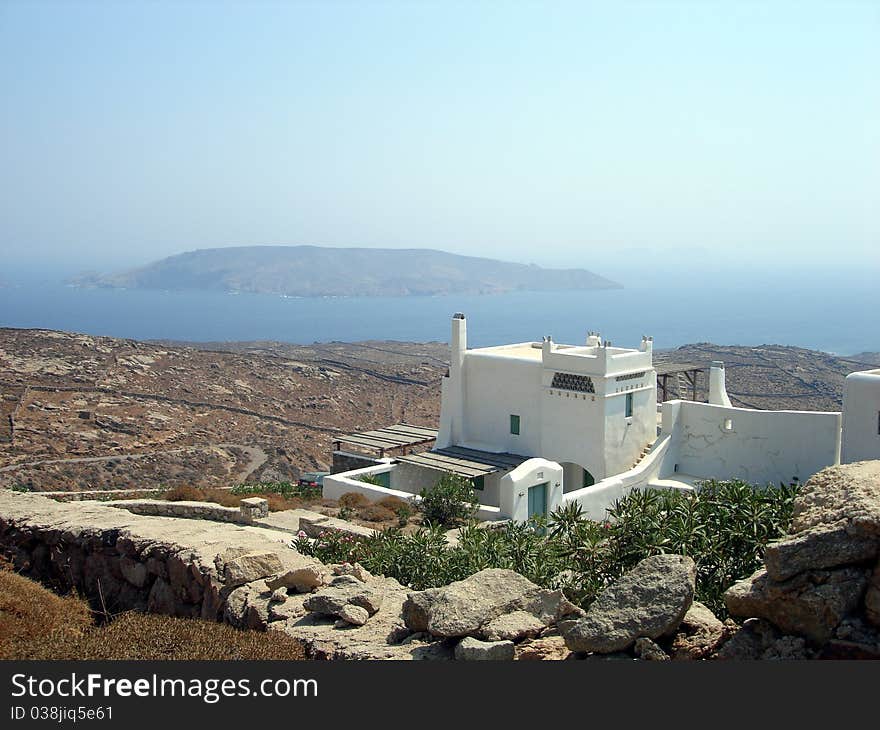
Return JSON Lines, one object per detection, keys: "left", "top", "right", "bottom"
{"left": 510, "top": 414, "right": 520, "bottom": 435}
{"left": 625, "top": 392, "right": 634, "bottom": 418}
{"left": 583, "top": 469, "right": 595, "bottom": 488}
{"left": 472, "top": 475, "right": 485, "bottom": 491}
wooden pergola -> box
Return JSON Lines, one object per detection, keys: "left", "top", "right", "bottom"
{"left": 332, "top": 423, "right": 438, "bottom": 458}
{"left": 396, "top": 445, "right": 527, "bottom": 479}
{"left": 654, "top": 362, "right": 709, "bottom": 403}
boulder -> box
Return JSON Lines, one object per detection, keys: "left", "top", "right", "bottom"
{"left": 223, "top": 551, "right": 284, "bottom": 588}
{"left": 302, "top": 575, "right": 384, "bottom": 622}
{"left": 669, "top": 601, "right": 727, "bottom": 660}
{"left": 338, "top": 604, "right": 370, "bottom": 626}
{"left": 332, "top": 562, "right": 372, "bottom": 583}
{"left": 724, "top": 566, "right": 869, "bottom": 644}
{"left": 514, "top": 635, "right": 572, "bottom": 661}
{"left": 481, "top": 610, "right": 547, "bottom": 642}
{"left": 560, "top": 554, "right": 696, "bottom": 654}
{"left": 266, "top": 564, "right": 326, "bottom": 594}
{"left": 403, "top": 568, "right": 583, "bottom": 639}
{"left": 224, "top": 580, "right": 273, "bottom": 630}
{"left": 633, "top": 637, "right": 669, "bottom": 661}
{"left": 790, "top": 461, "right": 880, "bottom": 537}
{"left": 864, "top": 561, "right": 880, "bottom": 628}
{"left": 763, "top": 521, "right": 878, "bottom": 582}
{"left": 454, "top": 637, "right": 515, "bottom": 661}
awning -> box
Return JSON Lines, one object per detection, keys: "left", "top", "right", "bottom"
{"left": 396, "top": 446, "right": 528, "bottom": 479}
{"left": 333, "top": 423, "right": 438, "bottom": 455}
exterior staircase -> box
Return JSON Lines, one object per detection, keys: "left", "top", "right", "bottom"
{"left": 630, "top": 443, "right": 653, "bottom": 470}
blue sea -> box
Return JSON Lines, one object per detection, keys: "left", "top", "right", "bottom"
{"left": 0, "top": 266, "right": 877, "bottom": 355}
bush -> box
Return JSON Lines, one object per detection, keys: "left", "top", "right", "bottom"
{"left": 357, "top": 474, "right": 387, "bottom": 487}
{"left": 418, "top": 473, "right": 479, "bottom": 527}
{"left": 231, "top": 481, "right": 321, "bottom": 502}
{"left": 359, "top": 504, "right": 397, "bottom": 523}
{"left": 376, "top": 496, "right": 415, "bottom": 526}
{"left": 295, "top": 480, "right": 798, "bottom": 617}
{"left": 163, "top": 485, "right": 205, "bottom": 502}
{"left": 339, "top": 492, "right": 371, "bottom": 509}
{"left": 377, "top": 495, "right": 409, "bottom": 511}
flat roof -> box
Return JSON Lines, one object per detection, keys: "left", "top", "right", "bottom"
{"left": 333, "top": 423, "right": 438, "bottom": 453}
{"left": 396, "top": 446, "right": 528, "bottom": 479}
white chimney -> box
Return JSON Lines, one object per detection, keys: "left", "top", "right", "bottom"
{"left": 709, "top": 361, "right": 732, "bottom": 407}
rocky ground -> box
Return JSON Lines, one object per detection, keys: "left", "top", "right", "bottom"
{"left": 0, "top": 327, "right": 875, "bottom": 493}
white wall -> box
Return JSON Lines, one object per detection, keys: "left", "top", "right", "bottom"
{"left": 460, "top": 352, "right": 543, "bottom": 455}
{"left": 669, "top": 400, "right": 841, "bottom": 485}
{"left": 322, "top": 462, "right": 501, "bottom": 521}
{"left": 562, "top": 434, "right": 672, "bottom": 520}
{"left": 842, "top": 369, "right": 880, "bottom": 463}
{"left": 499, "top": 458, "right": 564, "bottom": 523}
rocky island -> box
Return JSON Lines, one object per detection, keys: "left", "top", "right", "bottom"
{"left": 69, "top": 245, "right": 621, "bottom": 297}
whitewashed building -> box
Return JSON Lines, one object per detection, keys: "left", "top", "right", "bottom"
{"left": 323, "top": 314, "right": 880, "bottom": 522}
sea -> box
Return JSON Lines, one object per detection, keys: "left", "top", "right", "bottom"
{"left": 0, "top": 265, "right": 877, "bottom": 355}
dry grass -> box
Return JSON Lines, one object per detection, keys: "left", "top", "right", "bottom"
{"left": 162, "top": 485, "right": 305, "bottom": 513}
{"left": 377, "top": 495, "right": 410, "bottom": 511}
{"left": 163, "top": 484, "right": 206, "bottom": 502}
{"left": 338, "top": 492, "right": 371, "bottom": 509}
{"left": 0, "top": 568, "right": 305, "bottom": 660}
{"left": 359, "top": 504, "right": 396, "bottom": 523}
{"left": 0, "top": 568, "right": 93, "bottom": 659}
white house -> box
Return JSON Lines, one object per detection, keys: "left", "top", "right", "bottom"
{"left": 323, "top": 314, "right": 880, "bottom": 522}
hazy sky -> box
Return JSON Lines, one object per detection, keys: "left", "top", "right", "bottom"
{"left": 1, "top": 0, "right": 878, "bottom": 279}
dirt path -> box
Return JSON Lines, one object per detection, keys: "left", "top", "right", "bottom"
{"left": 0, "top": 442, "right": 268, "bottom": 477}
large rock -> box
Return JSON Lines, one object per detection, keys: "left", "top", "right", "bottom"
{"left": 560, "top": 554, "right": 696, "bottom": 654}
{"left": 864, "top": 561, "right": 880, "bottom": 628}
{"left": 481, "top": 610, "right": 546, "bottom": 641}
{"left": 790, "top": 462, "right": 880, "bottom": 537}
{"left": 280, "top": 575, "right": 452, "bottom": 660}
{"left": 303, "top": 575, "right": 384, "bottom": 621}
{"left": 669, "top": 601, "right": 727, "bottom": 660}
{"left": 514, "top": 635, "right": 572, "bottom": 661}
{"left": 454, "top": 637, "right": 515, "bottom": 661}
{"left": 265, "top": 563, "right": 326, "bottom": 593}
{"left": 222, "top": 551, "right": 285, "bottom": 588}
{"left": 763, "top": 522, "right": 879, "bottom": 582}
{"left": 402, "top": 568, "right": 583, "bottom": 639}
{"left": 724, "top": 566, "right": 869, "bottom": 644}
{"left": 715, "top": 618, "right": 814, "bottom": 660}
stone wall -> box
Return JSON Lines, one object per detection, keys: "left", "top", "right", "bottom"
{"left": 0, "top": 490, "right": 304, "bottom": 624}
{"left": 102, "top": 497, "right": 268, "bottom": 525}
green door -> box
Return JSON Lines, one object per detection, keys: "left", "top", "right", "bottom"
{"left": 527, "top": 482, "right": 548, "bottom": 520}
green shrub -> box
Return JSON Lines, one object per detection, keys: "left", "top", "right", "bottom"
{"left": 294, "top": 480, "right": 797, "bottom": 617}
{"left": 357, "top": 474, "right": 387, "bottom": 487}
{"left": 418, "top": 473, "right": 479, "bottom": 527}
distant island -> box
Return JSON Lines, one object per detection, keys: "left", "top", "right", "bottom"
{"left": 69, "top": 245, "right": 621, "bottom": 297}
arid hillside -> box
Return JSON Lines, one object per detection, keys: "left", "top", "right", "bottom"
{"left": 0, "top": 329, "right": 443, "bottom": 491}
{"left": 0, "top": 328, "right": 875, "bottom": 492}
